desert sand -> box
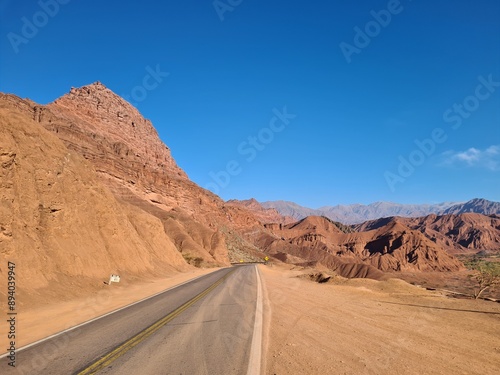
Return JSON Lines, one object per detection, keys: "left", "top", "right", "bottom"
{"left": 261, "top": 264, "right": 500, "bottom": 375}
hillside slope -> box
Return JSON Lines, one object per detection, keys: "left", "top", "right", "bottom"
{"left": 0, "top": 99, "right": 191, "bottom": 306}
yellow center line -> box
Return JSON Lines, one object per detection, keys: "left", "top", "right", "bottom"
{"left": 77, "top": 268, "right": 236, "bottom": 375}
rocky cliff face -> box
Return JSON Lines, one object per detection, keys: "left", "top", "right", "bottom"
{"left": 43, "top": 84, "right": 270, "bottom": 237}
{"left": 46, "top": 82, "right": 187, "bottom": 184}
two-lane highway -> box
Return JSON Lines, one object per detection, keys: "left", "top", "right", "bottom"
{"left": 1, "top": 265, "right": 263, "bottom": 375}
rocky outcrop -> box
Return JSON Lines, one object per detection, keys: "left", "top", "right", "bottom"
{"left": 226, "top": 198, "right": 294, "bottom": 225}
{"left": 46, "top": 82, "right": 187, "bottom": 185}
{"left": 42, "top": 84, "right": 275, "bottom": 238}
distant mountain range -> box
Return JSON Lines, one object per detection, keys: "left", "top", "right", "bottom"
{"left": 261, "top": 198, "right": 500, "bottom": 224}
{"left": 441, "top": 198, "right": 500, "bottom": 216}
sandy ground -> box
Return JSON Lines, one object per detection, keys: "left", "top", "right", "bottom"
{"left": 0, "top": 268, "right": 218, "bottom": 352}
{"left": 260, "top": 264, "right": 500, "bottom": 375}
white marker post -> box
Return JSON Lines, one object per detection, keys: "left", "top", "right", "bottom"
{"left": 108, "top": 274, "right": 121, "bottom": 285}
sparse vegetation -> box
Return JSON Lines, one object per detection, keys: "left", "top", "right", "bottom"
{"left": 321, "top": 216, "right": 354, "bottom": 233}
{"left": 464, "top": 258, "right": 500, "bottom": 299}
{"left": 219, "top": 226, "right": 263, "bottom": 263}
{"left": 182, "top": 254, "right": 204, "bottom": 268}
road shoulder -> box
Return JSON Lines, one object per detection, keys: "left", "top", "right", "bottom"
{"left": 5, "top": 268, "right": 219, "bottom": 350}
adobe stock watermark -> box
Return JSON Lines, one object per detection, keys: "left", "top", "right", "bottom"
{"left": 205, "top": 106, "right": 296, "bottom": 194}
{"left": 443, "top": 74, "right": 499, "bottom": 130}
{"left": 7, "top": 0, "right": 71, "bottom": 54}
{"left": 122, "top": 65, "right": 169, "bottom": 107}
{"left": 339, "top": 0, "right": 409, "bottom": 63}
{"left": 213, "top": 0, "right": 243, "bottom": 21}
{"left": 0, "top": 286, "right": 115, "bottom": 374}
{"left": 384, "top": 74, "right": 500, "bottom": 192}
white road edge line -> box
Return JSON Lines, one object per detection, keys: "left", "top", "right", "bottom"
{"left": 0, "top": 268, "right": 227, "bottom": 359}
{"left": 247, "top": 265, "right": 263, "bottom": 375}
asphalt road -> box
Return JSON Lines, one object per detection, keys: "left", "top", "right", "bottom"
{"left": 2, "top": 265, "right": 263, "bottom": 375}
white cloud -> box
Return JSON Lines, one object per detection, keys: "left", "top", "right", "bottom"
{"left": 440, "top": 145, "right": 500, "bottom": 171}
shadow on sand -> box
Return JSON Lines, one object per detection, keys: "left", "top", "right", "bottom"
{"left": 378, "top": 301, "right": 500, "bottom": 315}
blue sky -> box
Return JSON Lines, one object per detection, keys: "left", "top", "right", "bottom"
{"left": 1, "top": 0, "right": 499, "bottom": 208}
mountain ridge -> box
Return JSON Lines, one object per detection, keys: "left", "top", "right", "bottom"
{"left": 261, "top": 198, "right": 499, "bottom": 224}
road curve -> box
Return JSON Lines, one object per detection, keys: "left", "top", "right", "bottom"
{"left": 2, "top": 265, "right": 263, "bottom": 375}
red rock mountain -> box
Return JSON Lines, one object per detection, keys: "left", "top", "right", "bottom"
{"left": 46, "top": 82, "right": 187, "bottom": 185}
{"left": 259, "top": 216, "right": 463, "bottom": 274}
{"left": 0, "top": 85, "right": 266, "bottom": 273}
{"left": 356, "top": 213, "right": 500, "bottom": 254}
{"left": 0, "top": 96, "right": 191, "bottom": 305}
